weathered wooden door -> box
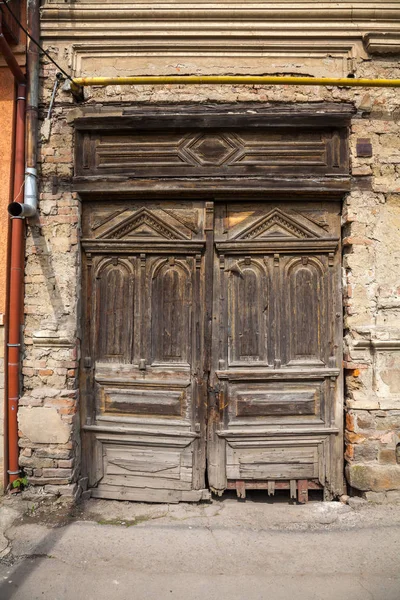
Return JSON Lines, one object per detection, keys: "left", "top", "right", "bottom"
{"left": 81, "top": 199, "right": 343, "bottom": 502}
{"left": 208, "top": 201, "right": 343, "bottom": 501}
{"left": 81, "top": 200, "right": 210, "bottom": 502}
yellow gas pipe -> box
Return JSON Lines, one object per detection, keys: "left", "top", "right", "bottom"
{"left": 71, "top": 75, "right": 400, "bottom": 95}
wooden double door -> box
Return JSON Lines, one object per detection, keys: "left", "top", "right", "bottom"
{"left": 81, "top": 199, "right": 343, "bottom": 502}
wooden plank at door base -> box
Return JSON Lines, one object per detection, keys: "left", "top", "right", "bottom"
{"left": 290, "top": 479, "right": 297, "bottom": 499}
{"left": 236, "top": 480, "right": 246, "bottom": 499}
{"left": 227, "top": 480, "right": 322, "bottom": 491}
{"left": 91, "top": 484, "right": 211, "bottom": 503}
{"left": 297, "top": 479, "right": 309, "bottom": 504}
{"left": 268, "top": 480, "right": 275, "bottom": 496}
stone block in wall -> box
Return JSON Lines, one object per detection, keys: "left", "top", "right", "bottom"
{"left": 376, "top": 352, "right": 400, "bottom": 404}
{"left": 44, "top": 483, "right": 77, "bottom": 497}
{"left": 346, "top": 464, "right": 400, "bottom": 492}
{"left": 363, "top": 491, "right": 387, "bottom": 503}
{"left": 18, "top": 407, "right": 70, "bottom": 444}
{"left": 353, "top": 442, "right": 379, "bottom": 463}
{"left": 386, "top": 490, "right": 400, "bottom": 503}
{"left": 34, "top": 447, "right": 72, "bottom": 460}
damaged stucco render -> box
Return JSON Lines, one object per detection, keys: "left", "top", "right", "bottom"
{"left": 3, "top": 1, "right": 400, "bottom": 502}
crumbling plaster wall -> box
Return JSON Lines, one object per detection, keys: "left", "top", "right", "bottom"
{"left": 16, "top": 46, "right": 400, "bottom": 501}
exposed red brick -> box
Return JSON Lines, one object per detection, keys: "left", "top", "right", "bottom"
{"left": 346, "top": 413, "right": 355, "bottom": 432}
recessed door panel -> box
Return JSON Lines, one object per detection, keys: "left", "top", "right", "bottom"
{"left": 228, "top": 257, "right": 270, "bottom": 365}
{"left": 95, "top": 259, "right": 134, "bottom": 363}
{"left": 151, "top": 259, "right": 192, "bottom": 365}
{"left": 229, "top": 380, "right": 326, "bottom": 425}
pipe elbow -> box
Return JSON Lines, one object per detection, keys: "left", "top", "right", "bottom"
{"left": 8, "top": 202, "right": 37, "bottom": 218}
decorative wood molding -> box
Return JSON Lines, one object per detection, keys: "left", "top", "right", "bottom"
{"left": 72, "top": 103, "right": 356, "bottom": 129}
{"left": 81, "top": 239, "right": 205, "bottom": 254}
{"left": 74, "top": 177, "right": 350, "bottom": 198}
{"left": 76, "top": 129, "right": 348, "bottom": 179}
{"left": 215, "top": 207, "right": 339, "bottom": 252}
{"left": 215, "top": 239, "right": 339, "bottom": 254}
{"left": 217, "top": 428, "right": 339, "bottom": 437}
{"left": 216, "top": 368, "right": 340, "bottom": 380}
{"left": 98, "top": 207, "right": 190, "bottom": 241}
{"left": 231, "top": 207, "right": 325, "bottom": 240}
{"left": 83, "top": 424, "right": 199, "bottom": 439}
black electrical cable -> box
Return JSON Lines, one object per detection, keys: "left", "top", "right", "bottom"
{"left": 0, "top": 0, "right": 73, "bottom": 82}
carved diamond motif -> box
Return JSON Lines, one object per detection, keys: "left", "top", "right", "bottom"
{"left": 181, "top": 134, "right": 241, "bottom": 166}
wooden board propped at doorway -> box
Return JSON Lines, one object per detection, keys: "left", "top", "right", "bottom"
{"left": 227, "top": 479, "right": 323, "bottom": 503}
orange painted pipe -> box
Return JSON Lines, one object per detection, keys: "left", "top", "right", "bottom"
{"left": 7, "top": 82, "right": 26, "bottom": 485}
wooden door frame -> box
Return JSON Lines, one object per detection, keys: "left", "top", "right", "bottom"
{"left": 74, "top": 102, "right": 353, "bottom": 499}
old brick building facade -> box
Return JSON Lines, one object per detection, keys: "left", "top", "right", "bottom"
{"left": 2, "top": 2, "right": 400, "bottom": 502}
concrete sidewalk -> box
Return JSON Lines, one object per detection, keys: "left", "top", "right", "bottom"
{"left": 0, "top": 493, "right": 400, "bottom": 600}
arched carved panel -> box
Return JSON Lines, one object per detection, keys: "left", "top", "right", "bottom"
{"left": 95, "top": 260, "right": 134, "bottom": 362}
{"left": 287, "top": 258, "right": 326, "bottom": 364}
{"left": 229, "top": 260, "right": 268, "bottom": 364}
{"left": 151, "top": 260, "right": 192, "bottom": 364}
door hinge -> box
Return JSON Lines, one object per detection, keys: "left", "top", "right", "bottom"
{"left": 207, "top": 382, "right": 219, "bottom": 410}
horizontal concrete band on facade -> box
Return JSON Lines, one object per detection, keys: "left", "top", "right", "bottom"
{"left": 39, "top": 2, "right": 400, "bottom": 26}
{"left": 71, "top": 76, "right": 400, "bottom": 91}
{"left": 40, "top": 2, "right": 400, "bottom": 57}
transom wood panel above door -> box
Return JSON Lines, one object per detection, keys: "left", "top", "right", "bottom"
{"left": 80, "top": 199, "right": 343, "bottom": 502}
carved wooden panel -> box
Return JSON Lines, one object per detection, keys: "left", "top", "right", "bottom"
{"left": 228, "top": 258, "right": 269, "bottom": 365}
{"left": 285, "top": 257, "right": 327, "bottom": 366}
{"left": 77, "top": 128, "right": 348, "bottom": 179}
{"left": 151, "top": 259, "right": 192, "bottom": 365}
{"left": 225, "top": 439, "right": 322, "bottom": 481}
{"left": 102, "top": 386, "right": 185, "bottom": 417}
{"left": 91, "top": 435, "right": 203, "bottom": 501}
{"left": 95, "top": 259, "right": 134, "bottom": 363}
{"left": 231, "top": 380, "right": 325, "bottom": 424}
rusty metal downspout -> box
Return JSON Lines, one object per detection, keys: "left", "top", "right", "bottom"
{"left": 7, "top": 83, "right": 26, "bottom": 486}
{"left": 0, "top": 13, "right": 26, "bottom": 488}
{"left": 5, "top": 0, "right": 40, "bottom": 488}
